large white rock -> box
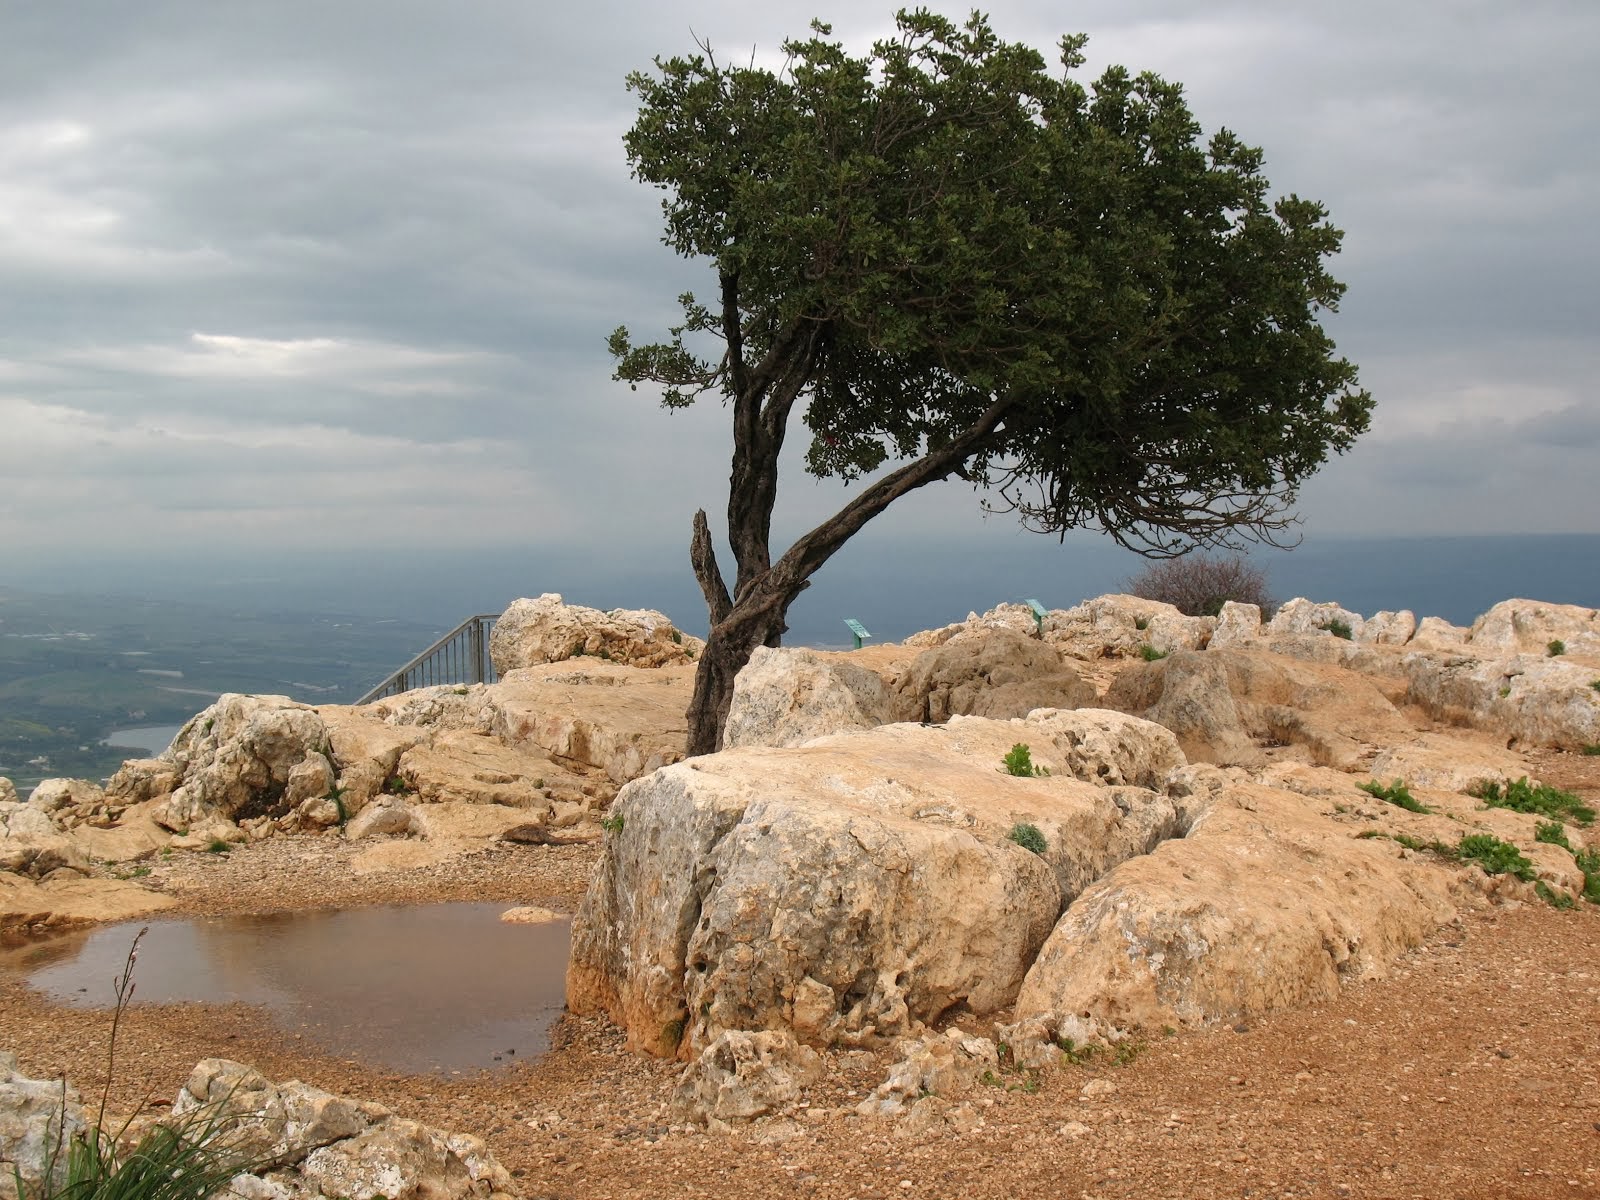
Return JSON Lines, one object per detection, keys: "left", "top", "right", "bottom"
{"left": 0, "top": 1051, "right": 87, "bottom": 1197}
{"left": 1209, "top": 602, "right": 1263, "bottom": 648}
{"left": 0, "top": 779, "right": 15, "bottom": 806}
{"left": 489, "top": 593, "right": 701, "bottom": 672}
{"left": 1404, "top": 652, "right": 1600, "bottom": 749}
{"left": 1359, "top": 610, "right": 1418, "bottom": 646}
{"left": 0, "top": 801, "right": 88, "bottom": 879}
{"left": 1468, "top": 599, "right": 1600, "bottom": 658}
{"left": 724, "top": 647, "right": 895, "bottom": 749}
{"left": 902, "top": 602, "right": 1040, "bottom": 648}
{"left": 670, "top": 1030, "right": 823, "bottom": 1123}
{"left": 1410, "top": 616, "right": 1470, "bottom": 651}
{"left": 1047, "top": 595, "right": 1214, "bottom": 659}
{"left": 1014, "top": 768, "right": 1461, "bottom": 1032}
{"left": 894, "top": 630, "right": 1096, "bottom": 724}
{"left": 1265, "top": 597, "right": 1366, "bottom": 641}
{"left": 566, "top": 712, "right": 1186, "bottom": 1057}
{"left": 1106, "top": 648, "right": 1414, "bottom": 769}
{"left": 174, "top": 1059, "right": 510, "bottom": 1200}
{"left": 152, "top": 696, "right": 330, "bottom": 832}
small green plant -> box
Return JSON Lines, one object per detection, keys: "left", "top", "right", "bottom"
{"left": 453, "top": 686, "right": 469, "bottom": 695}
{"left": 671, "top": 629, "right": 683, "bottom": 644}
{"left": 326, "top": 789, "right": 348, "bottom": 826}
{"left": 570, "top": 643, "right": 587, "bottom": 657}
{"left": 1470, "top": 777, "right": 1595, "bottom": 826}
{"left": 1498, "top": 686, "right": 1511, "bottom": 698}
{"left": 1357, "top": 779, "right": 1429, "bottom": 814}
{"left": 202, "top": 717, "right": 214, "bottom": 734}
{"left": 601, "top": 813, "right": 625, "bottom": 834}
{"left": 1535, "top": 880, "right": 1576, "bottom": 910}
{"left": 1112, "top": 1040, "right": 1146, "bottom": 1067}
{"left": 1457, "top": 833, "right": 1535, "bottom": 882}
{"left": 1138, "top": 644, "right": 1168, "bottom": 661}
{"left": 1591, "top": 680, "right": 1600, "bottom": 693}
{"left": 1574, "top": 847, "right": 1600, "bottom": 905}
{"left": 1133, "top": 615, "right": 1149, "bottom": 631}
{"left": 1001, "top": 743, "right": 1049, "bottom": 777}
{"left": 1055, "top": 1036, "right": 1099, "bottom": 1065}
{"left": 1581, "top": 744, "right": 1600, "bottom": 757}
{"left": 1547, "top": 639, "right": 1566, "bottom": 656}
{"left": 598, "top": 647, "right": 612, "bottom": 661}
{"left": 660, "top": 1018, "right": 684, "bottom": 1051}
{"left": 1007, "top": 822, "right": 1048, "bottom": 855}
{"left": 1357, "top": 830, "right": 1458, "bottom": 857}
{"left": 205, "top": 838, "right": 231, "bottom": 855}
{"left": 1319, "top": 618, "right": 1353, "bottom": 640}
{"left": 382, "top": 775, "right": 414, "bottom": 796}
{"left": 1534, "top": 820, "right": 1571, "bottom": 849}
{"left": 979, "top": 1069, "right": 1004, "bottom": 1088}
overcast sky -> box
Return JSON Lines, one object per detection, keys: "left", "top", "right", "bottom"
{"left": 3, "top": 0, "right": 1597, "bottom": 586}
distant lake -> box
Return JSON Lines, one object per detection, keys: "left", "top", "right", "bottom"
{"left": 101, "top": 723, "right": 184, "bottom": 757}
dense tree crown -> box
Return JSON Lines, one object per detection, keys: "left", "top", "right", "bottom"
{"left": 609, "top": 10, "right": 1372, "bottom": 753}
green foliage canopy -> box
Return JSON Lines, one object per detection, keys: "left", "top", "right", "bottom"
{"left": 610, "top": 10, "right": 1372, "bottom": 554}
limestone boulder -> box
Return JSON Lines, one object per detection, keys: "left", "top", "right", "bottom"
{"left": 1368, "top": 733, "right": 1537, "bottom": 794}
{"left": 855, "top": 1030, "right": 1000, "bottom": 1118}
{"left": 894, "top": 630, "right": 1095, "bottom": 724}
{"left": 25, "top": 778, "right": 104, "bottom": 817}
{"left": 566, "top": 711, "right": 1187, "bottom": 1057}
{"left": 0, "top": 801, "right": 88, "bottom": 879}
{"left": 152, "top": 696, "right": 330, "bottom": 833}
{"left": 1404, "top": 652, "right": 1600, "bottom": 749}
{"left": 490, "top": 593, "right": 701, "bottom": 672}
{"left": 1360, "top": 610, "right": 1418, "bottom": 646}
{"left": 0, "top": 779, "right": 15, "bottom": 805}
{"left": 901, "top": 602, "right": 1040, "bottom": 649}
{"left": 1265, "top": 597, "right": 1365, "bottom": 641}
{"left": 1047, "top": 595, "right": 1214, "bottom": 660}
{"left": 0, "top": 1051, "right": 87, "bottom": 1198}
{"left": 1105, "top": 648, "right": 1415, "bottom": 769}
{"left": 175, "top": 1059, "right": 511, "bottom": 1200}
{"left": 1210, "top": 602, "right": 1263, "bottom": 648}
{"left": 670, "top": 1030, "right": 823, "bottom": 1124}
{"left": 1013, "top": 768, "right": 1462, "bottom": 1033}
{"left": 724, "top": 647, "right": 896, "bottom": 748}
{"left": 105, "top": 759, "right": 181, "bottom": 808}
{"left": 389, "top": 731, "right": 557, "bottom": 809}
{"left": 1410, "top": 616, "right": 1470, "bottom": 651}
{"left": 491, "top": 662, "right": 691, "bottom": 786}
{"left": 1468, "top": 599, "right": 1600, "bottom": 658}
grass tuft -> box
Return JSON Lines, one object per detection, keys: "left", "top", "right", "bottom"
{"left": 1138, "top": 644, "right": 1168, "bottom": 661}
{"left": 1358, "top": 779, "right": 1429, "bottom": 814}
{"left": 1006, "top": 822, "right": 1047, "bottom": 855}
{"left": 1470, "top": 777, "right": 1595, "bottom": 826}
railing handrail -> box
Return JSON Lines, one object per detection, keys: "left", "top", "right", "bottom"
{"left": 355, "top": 613, "right": 501, "bottom": 705}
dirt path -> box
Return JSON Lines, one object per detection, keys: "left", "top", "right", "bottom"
{"left": 3, "top": 811, "right": 1598, "bottom": 1199}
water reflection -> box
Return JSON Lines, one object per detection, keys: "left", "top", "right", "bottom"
{"left": 0, "top": 904, "right": 571, "bottom": 1075}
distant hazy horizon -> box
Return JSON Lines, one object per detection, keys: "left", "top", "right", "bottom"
{"left": 8, "top": 530, "right": 1597, "bottom": 649}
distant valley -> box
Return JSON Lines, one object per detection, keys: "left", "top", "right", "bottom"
{"left": 0, "top": 586, "right": 443, "bottom": 792}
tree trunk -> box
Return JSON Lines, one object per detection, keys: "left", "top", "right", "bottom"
{"left": 684, "top": 607, "right": 785, "bottom": 757}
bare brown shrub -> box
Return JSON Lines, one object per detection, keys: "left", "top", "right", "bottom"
{"left": 1125, "top": 555, "right": 1275, "bottom": 618}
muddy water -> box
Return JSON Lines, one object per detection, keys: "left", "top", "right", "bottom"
{"left": 0, "top": 903, "right": 570, "bottom": 1075}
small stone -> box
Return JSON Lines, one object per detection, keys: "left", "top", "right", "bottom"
{"left": 1080, "top": 1079, "right": 1117, "bottom": 1099}
{"left": 1233, "top": 1022, "right": 1251, "bottom": 1034}
{"left": 1058, "top": 1121, "right": 1091, "bottom": 1139}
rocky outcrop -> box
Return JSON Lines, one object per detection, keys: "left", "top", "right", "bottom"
{"left": 0, "top": 800, "right": 88, "bottom": 879}
{"left": 855, "top": 1030, "right": 999, "bottom": 1118}
{"left": 567, "top": 711, "right": 1188, "bottom": 1057}
{"left": 1105, "top": 648, "right": 1415, "bottom": 769}
{"left": 894, "top": 630, "right": 1095, "bottom": 723}
{"left": 901, "top": 602, "right": 1041, "bottom": 648}
{"left": 1047, "top": 595, "right": 1215, "bottom": 660}
{"left": 1012, "top": 767, "right": 1463, "bottom": 1033}
{"left": 1403, "top": 652, "right": 1600, "bottom": 750}
{"left": 723, "top": 647, "right": 896, "bottom": 749}
{"left": 1265, "top": 597, "right": 1366, "bottom": 641}
{"left": 0, "top": 779, "right": 16, "bottom": 806}
{"left": 0, "top": 1051, "right": 87, "bottom": 1198}
{"left": 151, "top": 695, "right": 332, "bottom": 833}
{"left": 1468, "top": 599, "right": 1600, "bottom": 658}
{"left": 1368, "top": 733, "right": 1536, "bottom": 794}
{"left": 670, "top": 1030, "right": 822, "bottom": 1125}
{"left": 489, "top": 593, "right": 701, "bottom": 672}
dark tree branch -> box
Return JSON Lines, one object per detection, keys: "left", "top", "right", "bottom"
{"left": 690, "top": 508, "right": 733, "bottom": 623}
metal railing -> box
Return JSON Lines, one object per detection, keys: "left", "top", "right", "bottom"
{"left": 355, "top": 614, "right": 500, "bottom": 704}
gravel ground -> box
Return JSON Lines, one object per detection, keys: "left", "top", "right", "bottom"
{"left": 3, "top": 753, "right": 1599, "bottom": 1200}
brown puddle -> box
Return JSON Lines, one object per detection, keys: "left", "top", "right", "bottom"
{"left": 0, "top": 903, "right": 570, "bottom": 1075}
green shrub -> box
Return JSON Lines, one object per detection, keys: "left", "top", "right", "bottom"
{"left": 1534, "top": 820, "right": 1572, "bottom": 849}
{"left": 1547, "top": 639, "right": 1565, "bottom": 656}
{"left": 601, "top": 813, "right": 625, "bottom": 834}
{"left": 1357, "top": 779, "right": 1429, "bottom": 814}
{"left": 1007, "top": 822, "right": 1047, "bottom": 854}
{"left": 1581, "top": 744, "right": 1600, "bottom": 757}
{"left": 1319, "top": 618, "right": 1353, "bottom": 640}
{"left": 1470, "top": 777, "right": 1595, "bottom": 826}
{"left": 1574, "top": 847, "right": 1600, "bottom": 905}
{"left": 1133, "top": 616, "right": 1149, "bottom": 631}
{"left": 204, "top": 838, "right": 231, "bottom": 855}
{"left": 1138, "top": 644, "right": 1168, "bottom": 662}
{"left": 1001, "top": 743, "right": 1049, "bottom": 777}
{"left": 1457, "top": 834, "right": 1535, "bottom": 882}
{"left": 1535, "top": 881, "right": 1576, "bottom": 910}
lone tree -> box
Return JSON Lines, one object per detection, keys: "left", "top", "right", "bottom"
{"left": 610, "top": 11, "right": 1372, "bottom": 755}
